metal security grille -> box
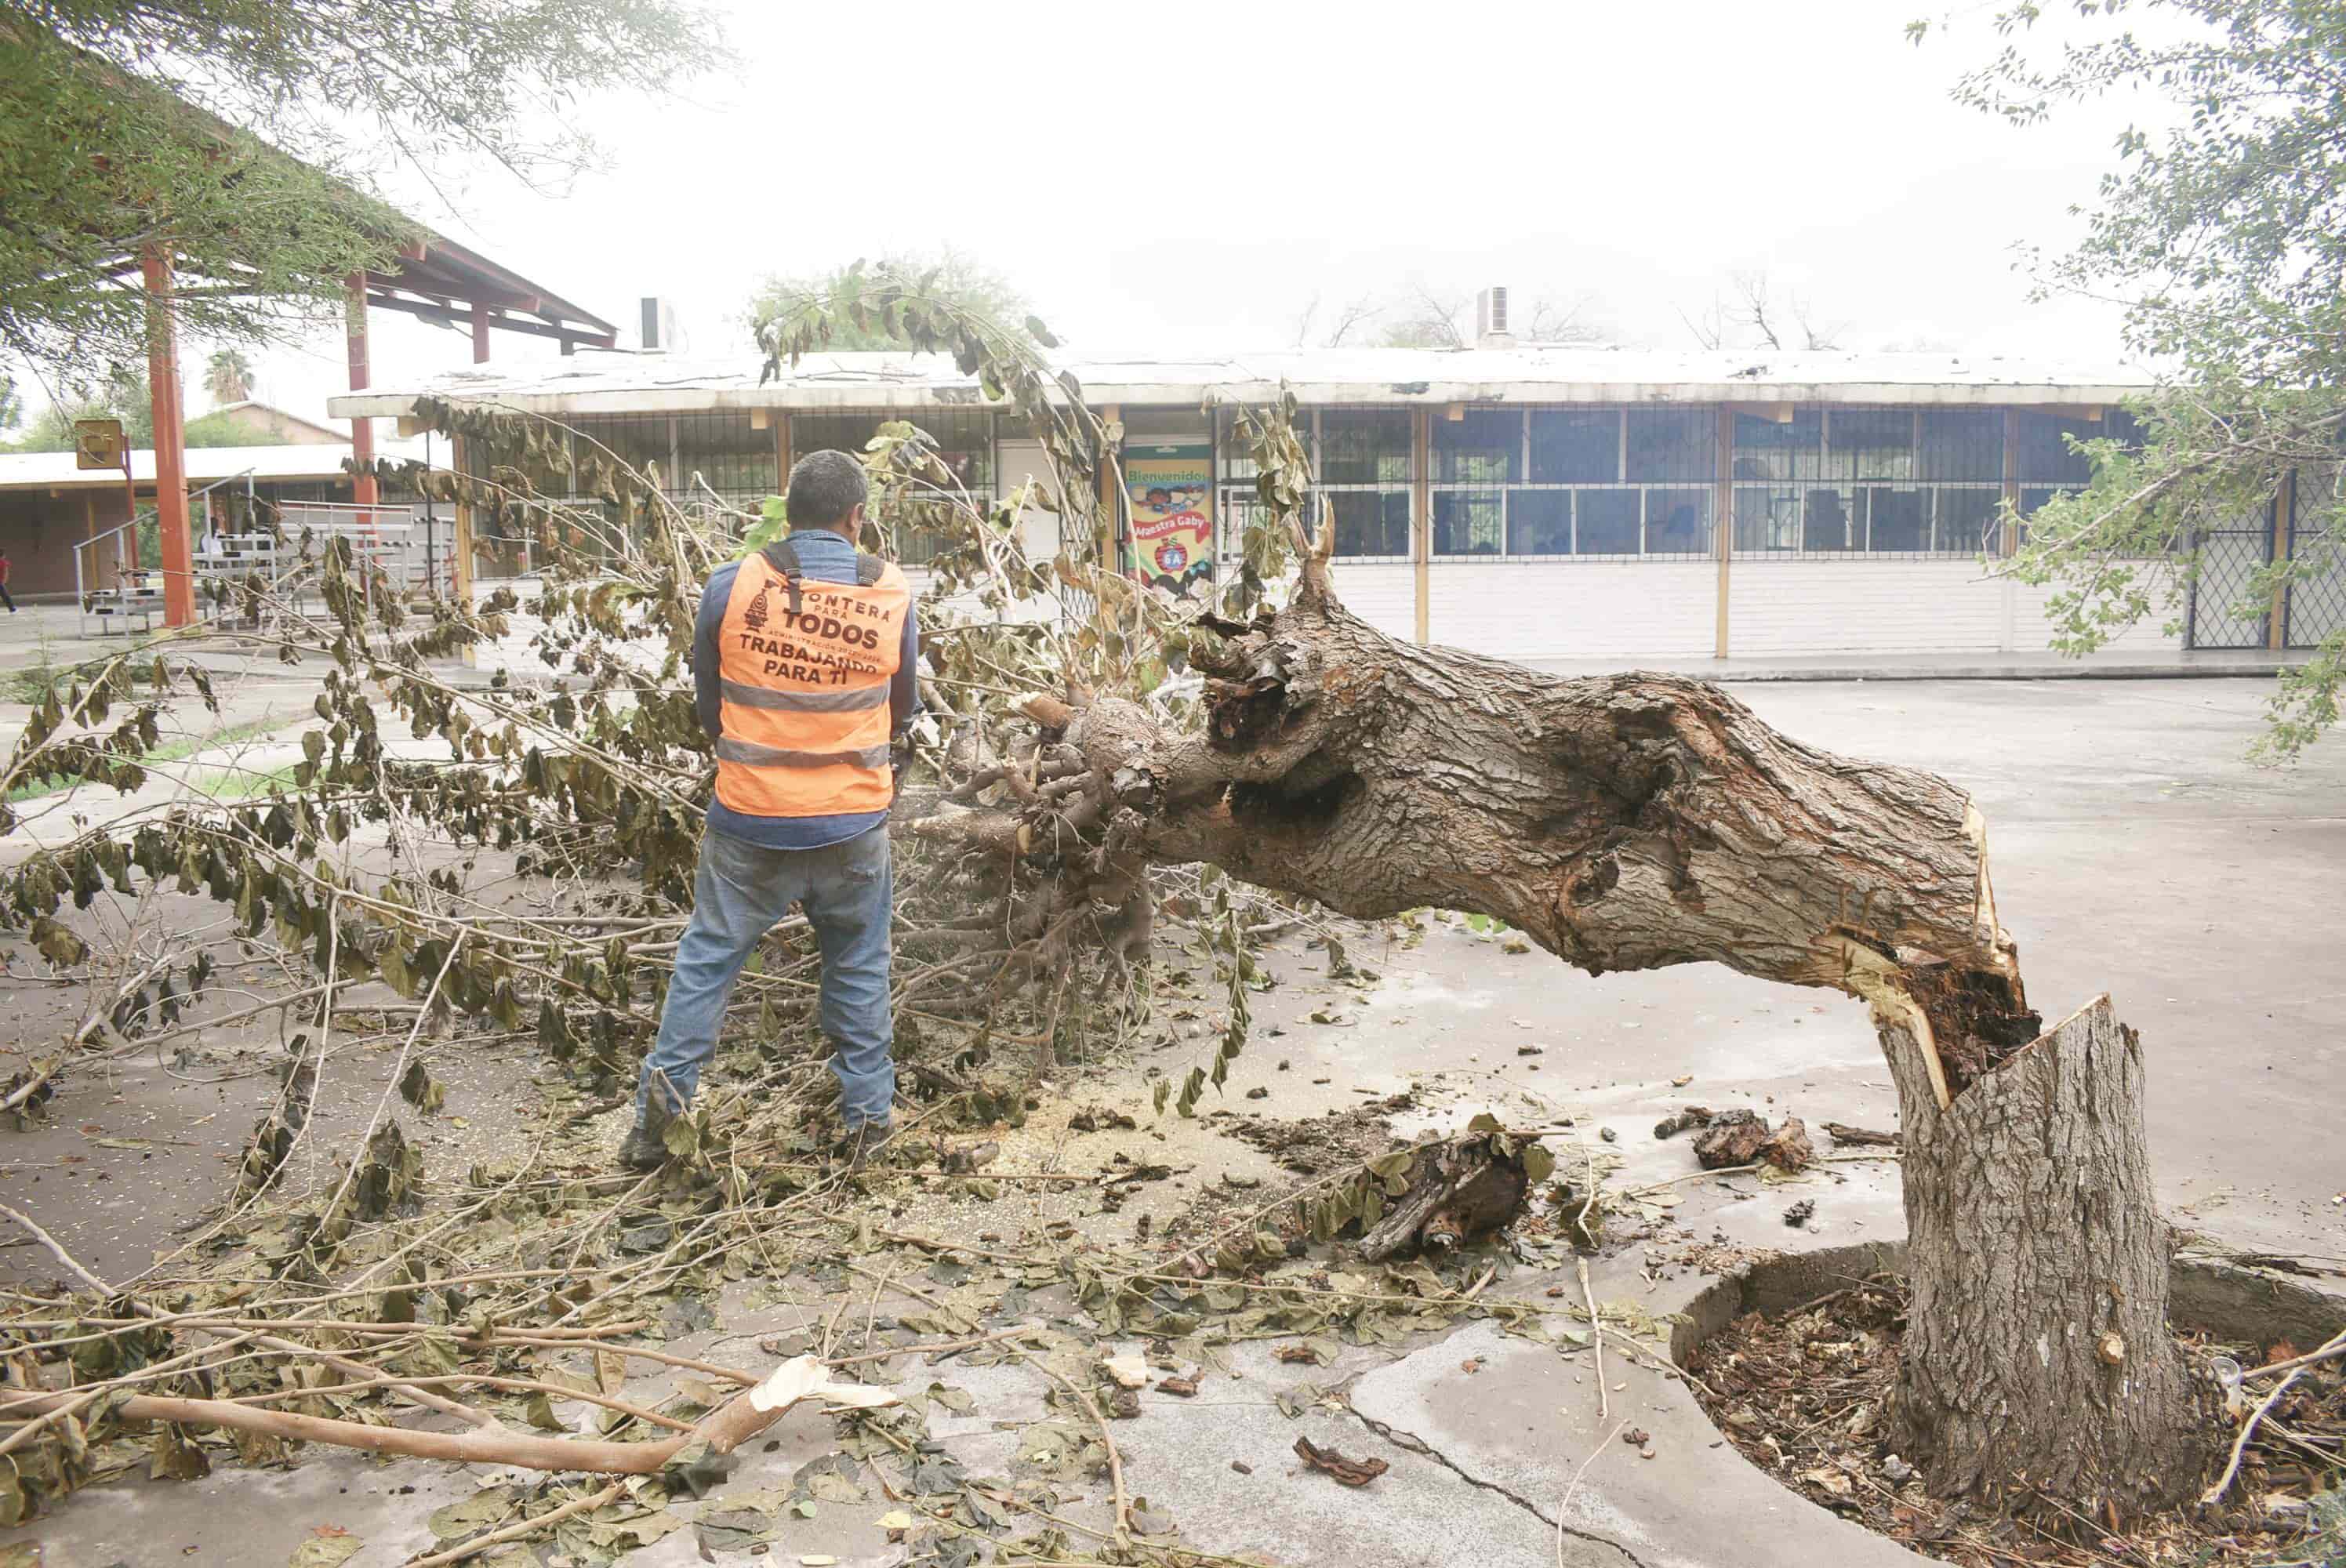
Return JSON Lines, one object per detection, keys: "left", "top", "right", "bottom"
{"left": 790, "top": 410, "right": 995, "bottom": 565}
{"left": 1730, "top": 407, "right": 2003, "bottom": 560}
{"left": 1431, "top": 405, "right": 1716, "bottom": 561}
{"left": 2185, "top": 506, "right": 2273, "bottom": 649}
{"left": 2276, "top": 470, "right": 2346, "bottom": 648}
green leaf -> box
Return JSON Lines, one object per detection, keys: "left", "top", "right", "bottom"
{"left": 1521, "top": 1142, "right": 1557, "bottom": 1185}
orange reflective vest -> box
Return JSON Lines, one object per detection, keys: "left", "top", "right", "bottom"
{"left": 712, "top": 540, "right": 910, "bottom": 818}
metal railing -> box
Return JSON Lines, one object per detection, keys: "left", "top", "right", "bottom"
{"left": 71, "top": 470, "right": 260, "bottom": 637}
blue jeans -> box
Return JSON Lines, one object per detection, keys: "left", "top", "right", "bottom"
{"left": 638, "top": 823, "right": 896, "bottom": 1129}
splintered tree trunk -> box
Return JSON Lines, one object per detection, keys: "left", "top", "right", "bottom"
{"left": 932, "top": 539, "right": 2213, "bottom": 1516}
{"left": 1885, "top": 996, "right": 2210, "bottom": 1513}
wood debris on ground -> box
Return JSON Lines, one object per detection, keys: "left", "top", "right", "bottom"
{"left": 1685, "top": 1276, "right": 2346, "bottom": 1567}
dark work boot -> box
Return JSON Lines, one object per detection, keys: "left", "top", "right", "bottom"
{"left": 619, "top": 1099, "right": 674, "bottom": 1171}
{"left": 828, "top": 1118, "right": 895, "bottom": 1173}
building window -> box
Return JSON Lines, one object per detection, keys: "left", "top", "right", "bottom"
{"left": 1919, "top": 409, "right": 2002, "bottom": 480}
{"left": 1825, "top": 410, "right": 1914, "bottom": 482}
{"left": 1530, "top": 411, "right": 1619, "bottom": 484}
{"left": 1318, "top": 409, "right": 1411, "bottom": 485}
{"left": 1426, "top": 406, "right": 1721, "bottom": 560}
{"left": 1937, "top": 487, "right": 2004, "bottom": 552}
{"left": 2011, "top": 412, "right": 2099, "bottom": 485}
{"left": 1733, "top": 410, "right": 1823, "bottom": 482}
{"left": 1574, "top": 490, "right": 1641, "bottom": 554}
{"left": 674, "top": 412, "right": 777, "bottom": 506}
{"left": 1331, "top": 490, "right": 1411, "bottom": 557}
{"left": 1734, "top": 407, "right": 2012, "bottom": 556}
{"left": 1626, "top": 409, "right": 1714, "bottom": 483}
{"left": 1318, "top": 409, "right": 1414, "bottom": 558}
{"left": 1432, "top": 490, "right": 1503, "bottom": 555}
{"left": 1864, "top": 486, "right": 1930, "bottom": 551}
{"left": 1646, "top": 490, "right": 1710, "bottom": 554}
{"left": 785, "top": 410, "right": 994, "bottom": 564}
{"left": 1434, "top": 409, "right": 1520, "bottom": 484}
{"left": 1509, "top": 491, "right": 1572, "bottom": 555}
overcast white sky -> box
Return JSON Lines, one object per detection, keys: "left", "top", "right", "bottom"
{"left": 224, "top": 0, "right": 2161, "bottom": 422}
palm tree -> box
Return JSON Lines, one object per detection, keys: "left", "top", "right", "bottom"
{"left": 205, "top": 349, "right": 253, "bottom": 408}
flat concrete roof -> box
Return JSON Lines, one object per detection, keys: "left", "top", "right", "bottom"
{"left": 0, "top": 437, "right": 438, "bottom": 493}
{"left": 329, "top": 345, "right": 2159, "bottom": 420}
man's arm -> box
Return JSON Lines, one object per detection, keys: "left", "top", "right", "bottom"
{"left": 694, "top": 562, "right": 738, "bottom": 742}
{"left": 890, "top": 593, "right": 922, "bottom": 739}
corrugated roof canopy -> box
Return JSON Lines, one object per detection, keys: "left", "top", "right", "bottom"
{"left": 361, "top": 233, "right": 616, "bottom": 351}
{"left": 332, "top": 345, "right": 2157, "bottom": 420}
{"left": 0, "top": 437, "right": 437, "bottom": 493}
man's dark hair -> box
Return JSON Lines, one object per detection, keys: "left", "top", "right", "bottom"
{"left": 786, "top": 449, "right": 869, "bottom": 531}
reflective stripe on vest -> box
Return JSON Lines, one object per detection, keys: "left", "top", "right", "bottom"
{"left": 714, "top": 736, "right": 892, "bottom": 770}
{"left": 712, "top": 550, "right": 910, "bottom": 818}
{"left": 717, "top": 678, "right": 888, "bottom": 713}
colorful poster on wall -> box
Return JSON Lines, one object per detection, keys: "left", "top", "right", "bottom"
{"left": 1124, "top": 441, "right": 1214, "bottom": 595}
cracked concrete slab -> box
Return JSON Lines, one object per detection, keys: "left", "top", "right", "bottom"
{"left": 1349, "top": 1319, "right": 1920, "bottom": 1568}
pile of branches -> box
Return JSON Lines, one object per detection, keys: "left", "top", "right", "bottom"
{"left": 0, "top": 278, "right": 1346, "bottom": 1545}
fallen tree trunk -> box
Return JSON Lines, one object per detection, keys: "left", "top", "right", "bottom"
{"left": 934, "top": 535, "right": 2213, "bottom": 1517}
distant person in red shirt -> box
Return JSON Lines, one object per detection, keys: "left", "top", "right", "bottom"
{"left": 0, "top": 549, "right": 15, "bottom": 612}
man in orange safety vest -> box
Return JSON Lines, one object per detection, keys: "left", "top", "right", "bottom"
{"left": 624, "top": 450, "right": 921, "bottom": 1169}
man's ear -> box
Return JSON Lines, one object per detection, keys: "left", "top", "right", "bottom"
{"left": 846, "top": 502, "right": 868, "bottom": 535}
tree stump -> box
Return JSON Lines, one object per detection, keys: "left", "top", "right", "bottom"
{"left": 1886, "top": 996, "right": 2213, "bottom": 1515}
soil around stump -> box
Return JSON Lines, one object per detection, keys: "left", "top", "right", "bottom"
{"left": 1673, "top": 1242, "right": 2346, "bottom": 1567}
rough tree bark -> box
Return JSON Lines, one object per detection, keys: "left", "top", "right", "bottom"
{"left": 927, "top": 534, "right": 2213, "bottom": 1516}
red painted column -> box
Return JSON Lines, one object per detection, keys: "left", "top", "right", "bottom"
{"left": 346, "top": 271, "right": 378, "bottom": 507}
{"left": 471, "top": 299, "right": 492, "bottom": 364}
{"left": 141, "top": 249, "right": 197, "bottom": 629}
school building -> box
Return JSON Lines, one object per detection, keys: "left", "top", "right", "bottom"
{"left": 329, "top": 339, "right": 2338, "bottom": 664}
{"left": 0, "top": 419, "right": 438, "bottom": 601}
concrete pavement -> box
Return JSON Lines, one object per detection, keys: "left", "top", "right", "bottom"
{"left": 0, "top": 676, "right": 2339, "bottom": 1566}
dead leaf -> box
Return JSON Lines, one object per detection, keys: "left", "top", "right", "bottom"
{"left": 1157, "top": 1376, "right": 1199, "bottom": 1397}
{"left": 693, "top": 1508, "right": 772, "bottom": 1553}
{"left": 1800, "top": 1466, "right": 1854, "bottom": 1498}
{"left": 1293, "top": 1436, "right": 1387, "bottom": 1487}
{"left": 1102, "top": 1353, "right": 1149, "bottom": 1389}
{"left": 429, "top": 1488, "right": 517, "bottom": 1540}
{"left": 288, "top": 1526, "right": 363, "bottom": 1568}
{"left": 149, "top": 1423, "right": 210, "bottom": 1481}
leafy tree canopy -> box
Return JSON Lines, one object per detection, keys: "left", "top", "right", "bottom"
{"left": 750, "top": 250, "right": 1037, "bottom": 353}
{"left": 1930, "top": 0, "right": 2346, "bottom": 754}
{"left": 205, "top": 350, "right": 253, "bottom": 408}
{"left": 1, "top": 2, "right": 712, "bottom": 394}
